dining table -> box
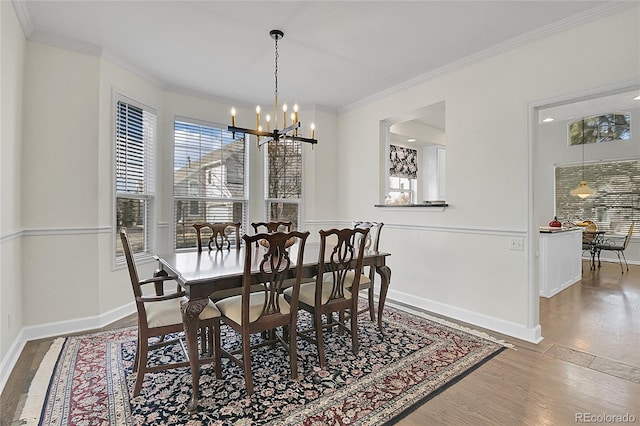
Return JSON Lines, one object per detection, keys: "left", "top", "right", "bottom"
{"left": 583, "top": 230, "right": 606, "bottom": 270}
{"left": 154, "top": 242, "right": 391, "bottom": 411}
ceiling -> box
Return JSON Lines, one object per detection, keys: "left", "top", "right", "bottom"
{"left": 15, "top": 0, "right": 620, "bottom": 112}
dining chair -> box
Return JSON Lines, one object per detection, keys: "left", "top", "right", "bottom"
{"left": 120, "top": 228, "right": 222, "bottom": 396}
{"left": 251, "top": 221, "right": 293, "bottom": 233}
{"left": 346, "top": 221, "right": 384, "bottom": 321}
{"left": 216, "top": 230, "right": 309, "bottom": 394}
{"left": 580, "top": 220, "right": 599, "bottom": 270}
{"left": 596, "top": 221, "right": 635, "bottom": 273}
{"left": 193, "top": 222, "right": 241, "bottom": 251}
{"left": 284, "top": 227, "right": 369, "bottom": 369}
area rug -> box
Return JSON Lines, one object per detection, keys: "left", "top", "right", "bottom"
{"left": 21, "top": 303, "right": 507, "bottom": 425}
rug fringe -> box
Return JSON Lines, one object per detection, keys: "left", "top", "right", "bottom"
{"left": 19, "top": 337, "right": 65, "bottom": 425}
{"left": 385, "top": 300, "right": 516, "bottom": 349}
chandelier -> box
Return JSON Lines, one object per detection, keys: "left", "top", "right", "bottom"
{"left": 228, "top": 29, "right": 317, "bottom": 148}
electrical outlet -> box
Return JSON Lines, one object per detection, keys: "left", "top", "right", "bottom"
{"left": 509, "top": 238, "right": 525, "bottom": 251}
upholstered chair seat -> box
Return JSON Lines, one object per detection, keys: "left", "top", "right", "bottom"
{"left": 145, "top": 298, "right": 220, "bottom": 328}
{"left": 217, "top": 293, "right": 290, "bottom": 325}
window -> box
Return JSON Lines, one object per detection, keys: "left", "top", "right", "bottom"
{"left": 387, "top": 144, "right": 418, "bottom": 204}
{"left": 115, "top": 96, "right": 156, "bottom": 258}
{"left": 556, "top": 159, "right": 640, "bottom": 237}
{"left": 383, "top": 101, "right": 446, "bottom": 205}
{"left": 174, "top": 118, "right": 247, "bottom": 249}
{"left": 265, "top": 139, "right": 302, "bottom": 229}
{"left": 569, "top": 113, "right": 631, "bottom": 146}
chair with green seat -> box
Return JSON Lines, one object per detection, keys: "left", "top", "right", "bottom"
{"left": 120, "top": 227, "right": 222, "bottom": 396}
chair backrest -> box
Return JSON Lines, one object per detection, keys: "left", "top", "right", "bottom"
{"left": 352, "top": 221, "right": 384, "bottom": 251}
{"left": 581, "top": 220, "right": 598, "bottom": 244}
{"left": 241, "top": 231, "right": 309, "bottom": 324}
{"left": 193, "top": 222, "right": 241, "bottom": 251}
{"left": 120, "top": 227, "right": 142, "bottom": 298}
{"left": 622, "top": 221, "right": 635, "bottom": 249}
{"left": 317, "top": 228, "right": 369, "bottom": 305}
{"left": 251, "top": 221, "right": 293, "bottom": 234}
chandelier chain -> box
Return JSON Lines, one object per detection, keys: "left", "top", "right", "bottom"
{"left": 274, "top": 36, "right": 279, "bottom": 97}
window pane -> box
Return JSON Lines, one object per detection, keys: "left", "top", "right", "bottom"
{"left": 175, "top": 200, "right": 246, "bottom": 249}
{"left": 174, "top": 119, "right": 248, "bottom": 250}
{"left": 267, "top": 140, "right": 301, "bottom": 199}
{"left": 116, "top": 197, "right": 147, "bottom": 257}
{"left": 174, "top": 120, "right": 245, "bottom": 198}
{"left": 115, "top": 96, "right": 155, "bottom": 258}
{"left": 268, "top": 202, "right": 299, "bottom": 230}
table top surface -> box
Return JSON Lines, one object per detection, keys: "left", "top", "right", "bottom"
{"left": 156, "top": 242, "right": 390, "bottom": 286}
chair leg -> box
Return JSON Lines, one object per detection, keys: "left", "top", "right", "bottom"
{"left": 133, "top": 337, "right": 148, "bottom": 396}
{"left": 289, "top": 321, "right": 298, "bottom": 380}
{"left": 367, "top": 286, "right": 376, "bottom": 321}
{"left": 242, "top": 332, "right": 254, "bottom": 394}
{"left": 314, "top": 312, "right": 326, "bottom": 369}
{"left": 198, "top": 327, "right": 205, "bottom": 355}
{"left": 622, "top": 251, "right": 629, "bottom": 272}
{"left": 351, "top": 308, "right": 359, "bottom": 355}
{"left": 213, "top": 323, "right": 222, "bottom": 379}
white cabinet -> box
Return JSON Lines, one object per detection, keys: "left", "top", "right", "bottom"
{"left": 539, "top": 228, "right": 582, "bottom": 298}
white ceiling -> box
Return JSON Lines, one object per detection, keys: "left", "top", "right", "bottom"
{"left": 16, "top": 0, "right": 620, "bottom": 112}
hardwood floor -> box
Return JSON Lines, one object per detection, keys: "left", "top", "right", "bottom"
{"left": 1, "top": 260, "right": 638, "bottom": 425}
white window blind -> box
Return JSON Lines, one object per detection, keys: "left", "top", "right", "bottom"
{"left": 115, "top": 96, "right": 156, "bottom": 258}
{"left": 173, "top": 118, "right": 247, "bottom": 249}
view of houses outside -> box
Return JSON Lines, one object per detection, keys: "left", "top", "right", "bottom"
{"left": 174, "top": 120, "right": 247, "bottom": 249}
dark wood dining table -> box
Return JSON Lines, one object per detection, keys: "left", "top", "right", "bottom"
{"left": 154, "top": 242, "right": 391, "bottom": 411}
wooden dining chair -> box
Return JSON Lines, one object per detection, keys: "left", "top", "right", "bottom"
{"left": 193, "top": 222, "right": 241, "bottom": 251}
{"left": 347, "top": 221, "right": 384, "bottom": 321}
{"left": 216, "top": 230, "right": 309, "bottom": 394}
{"left": 284, "top": 227, "right": 369, "bottom": 368}
{"left": 120, "top": 228, "right": 222, "bottom": 396}
{"left": 251, "top": 221, "right": 293, "bottom": 234}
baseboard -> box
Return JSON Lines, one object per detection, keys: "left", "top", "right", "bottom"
{"left": 0, "top": 302, "right": 136, "bottom": 394}
{"left": 0, "top": 328, "right": 28, "bottom": 394}
{"left": 387, "top": 288, "right": 543, "bottom": 344}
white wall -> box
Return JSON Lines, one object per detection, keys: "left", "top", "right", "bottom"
{"left": 337, "top": 8, "right": 639, "bottom": 342}
{"left": 0, "top": 0, "right": 26, "bottom": 372}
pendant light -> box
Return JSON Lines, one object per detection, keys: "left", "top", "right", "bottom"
{"left": 570, "top": 118, "right": 595, "bottom": 199}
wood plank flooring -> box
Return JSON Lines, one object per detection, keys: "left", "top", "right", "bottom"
{"left": 1, "top": 260, "right": 638, "bottom": 425}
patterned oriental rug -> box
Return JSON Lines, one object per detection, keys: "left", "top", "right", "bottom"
{"left": 21, "top": 304, "right": 507, "bottom": 425}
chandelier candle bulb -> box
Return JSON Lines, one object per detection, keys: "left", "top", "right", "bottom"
{"left": 311, "top": 123, "right": 315, "bottom": 139}
{"left": 293, "top": 103, "right": 299, "bottom": 123}
{"left": 256, "top": 105, "right": 261, "bottom": 129}
{"left": 282, "top": 103, "right": 288, "bottom": 127}
{"left": 266, "top": 114, "right": 271, "bottom": 132}
{"left": 231, "top": 107, "right": 236, "bottom": 127}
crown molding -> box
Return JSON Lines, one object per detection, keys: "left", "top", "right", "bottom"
{"left": 341, "top": 1, "right": 638, "bottom": 114}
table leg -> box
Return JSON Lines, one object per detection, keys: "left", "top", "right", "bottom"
{"left": 375, "top": 265, "right": 391, "bottom": 335}
{"left": 180, "top": 297, "right": 209, "bottom": 413}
